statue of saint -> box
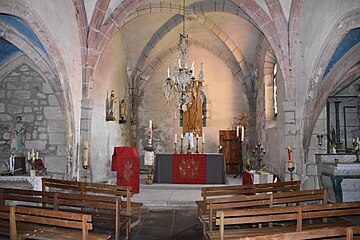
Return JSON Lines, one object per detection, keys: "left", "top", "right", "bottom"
{"left": 119, "top": 99, "right": 126, "bottom": 124}
{"left": 11, "top": 116, "right": 25, "bottom": 156}
{"left": 106, "top": 90, "right": 117, "bottom": 121}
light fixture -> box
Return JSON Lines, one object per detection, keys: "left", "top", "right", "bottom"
{"left": 162, "top": 0, "right": 205, "bottom": 112}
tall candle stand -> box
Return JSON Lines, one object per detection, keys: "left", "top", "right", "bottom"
{"left": 187, "top": 141, "right": 191, "bottom": 154}
{"left": 288, "top": 166, "right": 295, "bottom": 181}
{"left": 83, "top": 165, "right": 89, "bottom": 182}
{"left": 252, "top": 143, "right": 266, "bottom": 170}
{"left": 144, "top": 121, "right": 155, "bottom": 185}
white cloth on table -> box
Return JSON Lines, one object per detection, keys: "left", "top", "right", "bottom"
{"left": 183, "top": 132, "right": 195, "bottom": 149}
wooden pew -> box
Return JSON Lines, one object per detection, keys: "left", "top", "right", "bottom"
{"left": 209, "top": 201, "right": 360, "bottom": 240}
{"left": 241, "top": 226, "right": 360, "bottom": 240}
{"left": 196, "top": 181, "right": 300, "bottom": 218}
{"left": 42, "top": 178, "right": 143, "bottom": 229}
{"left": 0, "top": 204, "right": 110, "bottom": 240}
{"left": 201, "top": 189, "right": 327, "bottom": 234}
{"left": 0, "top": 187, "right": 129, "bottom": 240}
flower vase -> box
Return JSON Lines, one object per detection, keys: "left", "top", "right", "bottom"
{"left": 331, "top": 147, "right": 337, "bottom": 154}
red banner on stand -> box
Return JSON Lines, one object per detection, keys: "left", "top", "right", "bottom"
{"left": 112, "top": 147, "right": 140, "bottom": 194}
{"left": 172, "top": 154, "right": 206, "bottom": 184}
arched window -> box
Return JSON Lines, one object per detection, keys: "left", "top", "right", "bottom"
{"left": 273, "top": 63, "right": 278, "bottom": 116}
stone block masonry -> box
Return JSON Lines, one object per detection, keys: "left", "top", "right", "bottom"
{"left": 0, "top": 63, "right": 67, "bottom": 177}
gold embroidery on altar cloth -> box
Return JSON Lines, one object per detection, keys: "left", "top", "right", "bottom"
{"left": 178, "top": 156, "right": 200, "bottom": 178}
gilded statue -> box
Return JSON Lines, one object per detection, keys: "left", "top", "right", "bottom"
{"left": 119, "top": 99, "right": 127, "bottom": 124}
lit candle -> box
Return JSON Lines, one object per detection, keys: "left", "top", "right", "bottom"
{"left": 36, "top": 152, "right": 39, "bottom": 160}
{"left": 84, "top": 140, "right": 89, "bottom": 167}
{"left": 241, "top": 126, "right": 244, "bottom": 141}
{"left": 202, "top": 134, "right": 205, "bottom": 144}
{"left": 174, "top": 133, "right": 177, "bottom": 144}
{"left": 167, "top": 67, "right": 170, "bottom": 78}
{"left": 236, "top": 126, "right": 239, "bottom": 137}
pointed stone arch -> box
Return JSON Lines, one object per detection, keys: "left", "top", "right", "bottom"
{"left": 302, "top": 8, "right": 360, "bottom": 149}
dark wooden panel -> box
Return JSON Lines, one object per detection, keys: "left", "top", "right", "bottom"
{"left": 219, "top": 130, "right": 242, "bottom": 174}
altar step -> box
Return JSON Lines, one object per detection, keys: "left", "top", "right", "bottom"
{"left": 131, "top": 174, "right": 242, "bottom": 207}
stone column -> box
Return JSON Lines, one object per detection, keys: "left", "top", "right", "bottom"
{"left": 79, "top": 98, "right": 93, "bottom": 182}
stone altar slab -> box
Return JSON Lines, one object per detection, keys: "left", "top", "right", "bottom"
{"left": 316, "top": 154, "right": 360, "bottom": 203}
{"left": 0, "top": 176, "right": 44, "bottom": 191}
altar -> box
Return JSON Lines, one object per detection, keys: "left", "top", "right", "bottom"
{"left": 316, "top": 154, "right": 360, "bottom": 202}
{"left": 154, "top": 153, "right": 226, "bottom": 184}
{"left": 0, "top": 176, "right": 44, "bottom": 191}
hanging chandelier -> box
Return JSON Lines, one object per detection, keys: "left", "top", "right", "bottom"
{"left": 162, "top": 0, "right": 205, "bottom": 112}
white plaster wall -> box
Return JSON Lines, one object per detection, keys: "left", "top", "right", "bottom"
{"left": 91, "top": 31, "right": 130, "bottom": 182}
{"left": 137, "top": 47, "right": 249, "bottom": 167}
{"left": 26, "top": 0, "right": 82, "bottom": 139}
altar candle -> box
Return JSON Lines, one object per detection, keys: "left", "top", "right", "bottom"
{"left": 167, "top": 67, "right": 170, "bottom": 78}
{"left": 202, "top": 134, "right": 205, "bottom": 144}
{"left": 84, "top": 140, "right": 89, "bottom": 167}
{"left": 174, "top": 133, "right": 177, "bottom": 144}
{"left": 191, "top": 61, "right": 195, "bottom": 71}
{"left": 149, "top": 120, "right": 152, "bottom": 129}
{"left": 36, "top": 152, "right": 39, "bottom": 160}
{"left": 236, "top": 126, "right": 239, "bottom": 137}
{"left": 196, "top": 134, "right": 199, "bottom": 139}
{"left": 27, "top": 152, "right": 30, "bottom": 160}
{"left": 178, "top": 59, "right": 181, "bottom": 69}
{"left": 181, "top": 134, "right": 183, "bottom": 139}
{"left": 241, "top": 126, "right": 244, "bottom": 142}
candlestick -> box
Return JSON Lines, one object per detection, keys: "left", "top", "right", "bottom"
{"left": 180, "top": 136, "right": 184, "bottom": 154}
{"left": 202, "top": 142, "right": 205, "bottom": 154}
{"left": 236, "top": 126, "right": 239, "bottom": 137}
{"left": 196, "top": 137, "right": 199, "bottom": 154}
{"left": 174, "top": 133, "right": 177, "bottom": 144}
{"left": 202, "top": 133, "right": 205, "bottom": 144}
{"left": 174, "top": 142, "right": 177, "bottom": 154}
{"left": 288, "top": 166, "right": 295, "bottom": 181}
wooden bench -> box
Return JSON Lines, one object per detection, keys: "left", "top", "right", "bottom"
{"left": 42, "top": 178, "right": 143, "bottom": 229}
{"left": 209, "top": 201, "right": 360, "bottom": 240}
{"left": 202, "top": 189, "right": 327, "bottom": 234}
{"left": 241, "top": 225, "right": 360, "bottom": 240}
{"left": 0, "top": 204, "right": 110, "bottom": 240}
{"left": 0, "top": 187, "right": 130, "bottom": 240}
{"left": 196, "top": 181, "right": 300, "bottom": 218}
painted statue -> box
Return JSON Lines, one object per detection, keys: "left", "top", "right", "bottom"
{"left": 119, "top": 99, "right": 127, "bottom": 123}
{"left": 11, "top": 116, "right": 25, "bottom": 156}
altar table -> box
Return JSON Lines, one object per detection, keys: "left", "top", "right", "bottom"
{"left": 242, "top": 170, "right": 280, "bottom": 185}
{"left": 154, "top": 154, "right": 226, "bottom": 184}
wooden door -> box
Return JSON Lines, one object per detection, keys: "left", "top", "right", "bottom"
{"left": 219, "top": 130, "right": 242, "bottom": 174}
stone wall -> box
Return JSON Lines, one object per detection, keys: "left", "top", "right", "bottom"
{"left": 0, "top": 63, "right": 67, "bottom": 177}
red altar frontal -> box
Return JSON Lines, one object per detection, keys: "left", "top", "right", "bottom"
{"left": 111, "top": 147, "right": 140, "bottom": 193}
{"left": 154, "top": 153, "right": 226, "bottom": 184}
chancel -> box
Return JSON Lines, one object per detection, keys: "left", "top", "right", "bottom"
{"left": 0, "top": 0, "right": 360, "bottom": 239}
